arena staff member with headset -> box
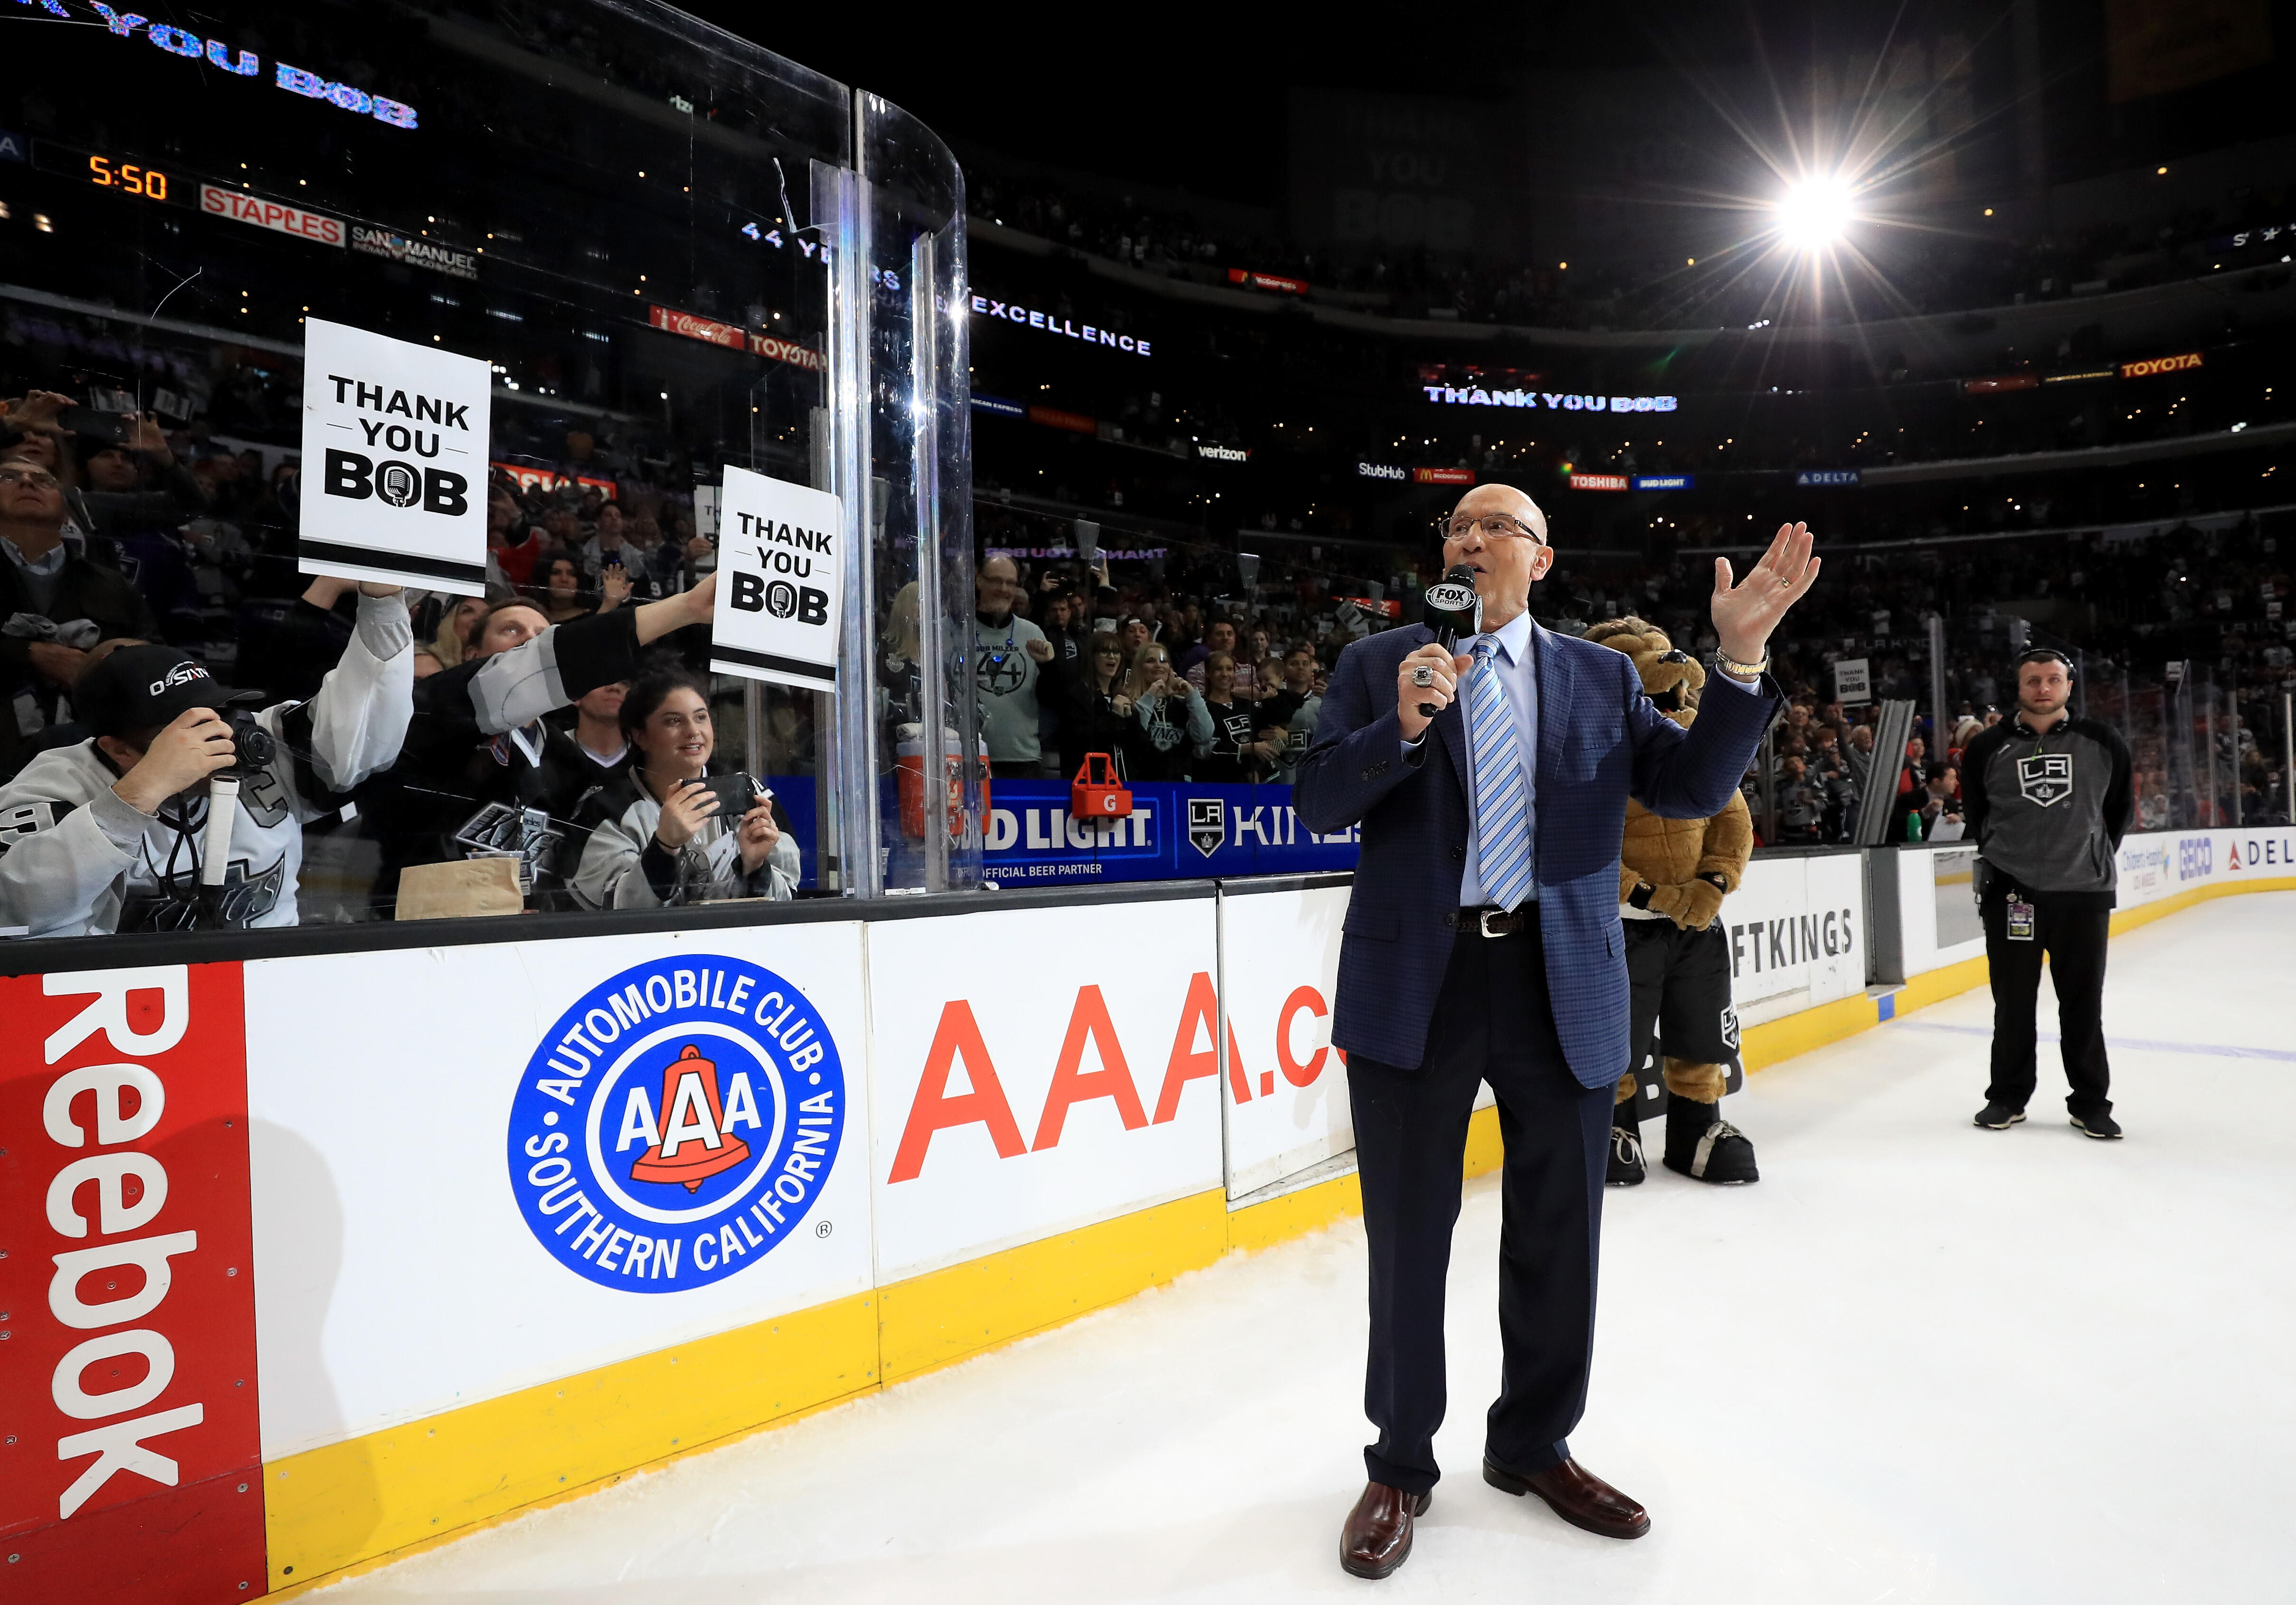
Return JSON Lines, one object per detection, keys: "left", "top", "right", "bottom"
{"left": 1959, "top": 648, "right": 2135, "bottom": 1139}
{"left": 1295, "top": 484, "right": 1815, "bottom": 1581}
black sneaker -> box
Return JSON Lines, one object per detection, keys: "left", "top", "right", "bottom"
{"left": 1973, "top": 1102, "right": 2026, "bottom": 1130}
{"left": 2070, "top": 1112, "right": 2123, "bottom": 1140}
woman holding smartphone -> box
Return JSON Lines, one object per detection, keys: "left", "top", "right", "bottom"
{"left": 1125, "top": 641, "right": 1210, "bottom": 782}
{"left": 569, "top": 663, "right": 797, "bottom": 907}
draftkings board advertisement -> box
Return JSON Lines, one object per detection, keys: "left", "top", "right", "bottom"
{"left": 296, "top": 318, "right": 491, "bottom": 594}
{"left": 709, "top": 465, "right": 844, "bottom": 693}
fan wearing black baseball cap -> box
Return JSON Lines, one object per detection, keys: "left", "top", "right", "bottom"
{"left": 0, "top": 583, "right": 414, "bottom": 936}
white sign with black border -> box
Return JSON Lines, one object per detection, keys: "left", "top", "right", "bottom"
{"left": 298, "top": 317, "right": 490, "bottom": 594}
{"left": 709, "top": 465, "right": 843, "bottom": 693}
{"left": 1832, "top": 656, "right": 1871, "bottom": 705}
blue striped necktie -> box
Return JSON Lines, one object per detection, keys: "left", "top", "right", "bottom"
{"left": 1467, "top": 639, "right": 1534, "bottom": 911}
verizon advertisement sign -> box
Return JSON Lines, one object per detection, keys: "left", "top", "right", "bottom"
{"left": 0, "top": 964, "right": 266, "bottom": 1601}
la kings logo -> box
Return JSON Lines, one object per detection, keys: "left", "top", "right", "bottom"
{"left": 1188, "top": 797, "right": 1226, "bottom": 857}
{"left": 2017, "top": 751, "right": 2073, "bottom": 807}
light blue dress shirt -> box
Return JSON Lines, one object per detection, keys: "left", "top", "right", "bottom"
{"left": 1403, "top": 613, "right": 1763, "bottom": 907}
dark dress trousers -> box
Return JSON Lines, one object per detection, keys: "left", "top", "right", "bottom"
{"left": 1295, "top": 620, "right": 1778, "bottom": 1493}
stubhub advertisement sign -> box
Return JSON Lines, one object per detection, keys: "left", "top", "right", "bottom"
{"left": 983, "top": 782, "right": 1360, "bottom": 884}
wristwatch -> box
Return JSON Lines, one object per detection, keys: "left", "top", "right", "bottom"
{"left": 1713, "top": 647, "right": 1769, "bottom": 679}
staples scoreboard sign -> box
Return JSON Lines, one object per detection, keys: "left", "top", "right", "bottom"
{"left": 200, "top": 184, "right": 343, "bottom": 247}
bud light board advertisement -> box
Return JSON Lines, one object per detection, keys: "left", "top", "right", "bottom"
{"left": 298, "top": 316, "right": 491, "bottom": 593}
{"left": 710, "top": 465, "right": 843, "bottom": 693}
{"left": 982, "top": 781, "right": 1359, "bottom": 884}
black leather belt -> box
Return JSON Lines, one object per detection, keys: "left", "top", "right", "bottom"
{"left": 1446, "top": 905, "right": 1532, "bottom": 937}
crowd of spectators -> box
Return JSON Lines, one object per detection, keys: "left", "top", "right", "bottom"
{"left": 0, "top": 383, "right": 794, "bottom": 938}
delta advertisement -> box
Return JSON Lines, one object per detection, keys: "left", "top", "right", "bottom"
{"left": 981, "top": 782, "right": 1360, "bottom": 885}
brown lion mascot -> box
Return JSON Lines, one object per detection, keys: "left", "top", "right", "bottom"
{"left": 1585, "top": 617, "right": 1759, "bottom": 1185}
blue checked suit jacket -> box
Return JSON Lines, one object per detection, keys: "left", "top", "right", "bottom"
{"left": 1294, "top": 620, "right": 1781, "bottom": 1088}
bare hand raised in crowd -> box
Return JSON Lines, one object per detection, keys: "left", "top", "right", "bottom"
{"left": 653, "top": 777, "right": 721, "bottom": 850}
{"left": 1396, "top": 642, "right": 1459, "bottom": 741}
{"left": 735, "top": 801, "right": 781, "bottom": 874}
{"left": 598, "top": 565, "right": 633, "bottom": 610}
{"left": 1711, "top": 521, "right": 1821, "bottom": 672}
{"left": 1024, "top": 636, "right": 1054, "bottom": 664}
{"left": 111, "top": 706, "right": 239, "bottom": 815}
{"left": 2, "top": 389, "right": 74, "bottom": 433}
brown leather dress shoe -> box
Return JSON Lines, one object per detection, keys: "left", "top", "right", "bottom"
{"left": 1482, "top": 1455, "right": 1651, "bottom": 1539}
{"left": 1339, "top": 1481, "right": 1432, "bottom": 1579}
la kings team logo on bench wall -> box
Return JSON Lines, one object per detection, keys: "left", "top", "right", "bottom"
{"left": 2018, "top": 752, "right": 2074, "bottom": 807}
{"left": 506, "top": 955, "right": 844, "bottom": 1292}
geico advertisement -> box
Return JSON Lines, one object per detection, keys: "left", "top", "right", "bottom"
{"left": 983, "top": 781, "right": 1359, "bottom": 885}
{"left": 1220, "top": 886, "right": 1354, "bottom": 1199}
{"left": 866, "top": 902, "right": 1225, "bottom": 1281}
{"left": 1724, "top": 853, "right": 1864, "bottom": 1021}
{"left": 0, "top": 965, "right": 267, "bottom": 1602}
{"left": 240, "top": 928, "right": 873, "bottom": 1456}
{"left": 2121, "top": 827, "right": 2296, "bottom": 903}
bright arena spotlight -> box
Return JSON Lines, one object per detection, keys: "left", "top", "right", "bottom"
{"left": 1774, "top": 171, "right": 1857, "bottom": 251}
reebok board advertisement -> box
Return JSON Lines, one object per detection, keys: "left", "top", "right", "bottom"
{"left": 297, "top": 318, "right": 491, "bottom": 595}
{"left": 709, "top": 465, "right": 844, "bottom": 693}
{"left": 240, "top": 928, "right": 873, "bottom": 1458}
{"left": 0, "top": 965, "right": 267, "bottom": 1605}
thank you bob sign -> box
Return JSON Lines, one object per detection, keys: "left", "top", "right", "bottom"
{"left": 298, "top": 316, "right": 491, "bottom": 594}
{"left": 710, "top": 465, "right": 844, "bottom": 693}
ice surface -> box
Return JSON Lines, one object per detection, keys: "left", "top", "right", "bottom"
{"left": 318, "top": 893, "right": 2296, "bottom": 1603}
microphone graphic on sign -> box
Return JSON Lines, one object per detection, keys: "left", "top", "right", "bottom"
{"left": 1419, "top": 563, "right": 1483, "bottom": 718}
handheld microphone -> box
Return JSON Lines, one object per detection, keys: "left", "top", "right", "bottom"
{"left": 1418, "top": 563, "right": 1482, "bottom": 718}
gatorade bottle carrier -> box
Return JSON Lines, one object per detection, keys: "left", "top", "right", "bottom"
{"left": 896, "top": 723, "right": 980, "bottom": 839}
{"left": 1072, "top": 751, "right": 1133, "bottom": 819}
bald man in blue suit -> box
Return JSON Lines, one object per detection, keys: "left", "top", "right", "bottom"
{"left": 1297, "top": 488, "right": 1819, "bottom": 1579}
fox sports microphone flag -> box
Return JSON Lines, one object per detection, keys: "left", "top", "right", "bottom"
{"left": 297, "top": 317, "right": 492, "bottom": 594}
{"left": 709, "top": 465, "right": 844, "bottom": 693}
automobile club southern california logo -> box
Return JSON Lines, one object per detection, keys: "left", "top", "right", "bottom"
{"left": 507, "top": 955, "right": 843, "bottom": 1292}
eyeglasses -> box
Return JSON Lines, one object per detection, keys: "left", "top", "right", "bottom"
{"left": 1436, "top": 512, "right": 1542, "bottom": 543}
{"left": 0, "top": 465, "right": 62, "bottom": 491}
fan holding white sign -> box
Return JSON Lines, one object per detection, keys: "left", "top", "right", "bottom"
{"left": 297, "top": 317, "right": 491, "bottom": 594}
{"left": 708, "top": 465, "right": 844, "bottom": 693}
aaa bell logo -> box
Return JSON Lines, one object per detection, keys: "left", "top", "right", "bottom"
{"left": 507, "top": 955, "right": 844, "bottom": 1292}
{"left": 628, "top": 1044, "right": 753, "bottom": 1190}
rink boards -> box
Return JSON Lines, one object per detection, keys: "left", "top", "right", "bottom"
{"left": 3, "top": 827, "right": 2291, "bottom": 1602}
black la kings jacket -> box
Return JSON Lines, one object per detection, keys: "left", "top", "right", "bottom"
{"left": 1959, "top": 712, "right": 2134, "bottom": 903}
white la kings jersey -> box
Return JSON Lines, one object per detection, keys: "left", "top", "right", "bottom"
{"left": 0, "top": 592, "right": 413, "bottom": 937}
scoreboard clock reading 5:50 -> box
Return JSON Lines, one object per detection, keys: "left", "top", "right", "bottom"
{"left": 86, "top": 154, "right": 172, "bottom": 200}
